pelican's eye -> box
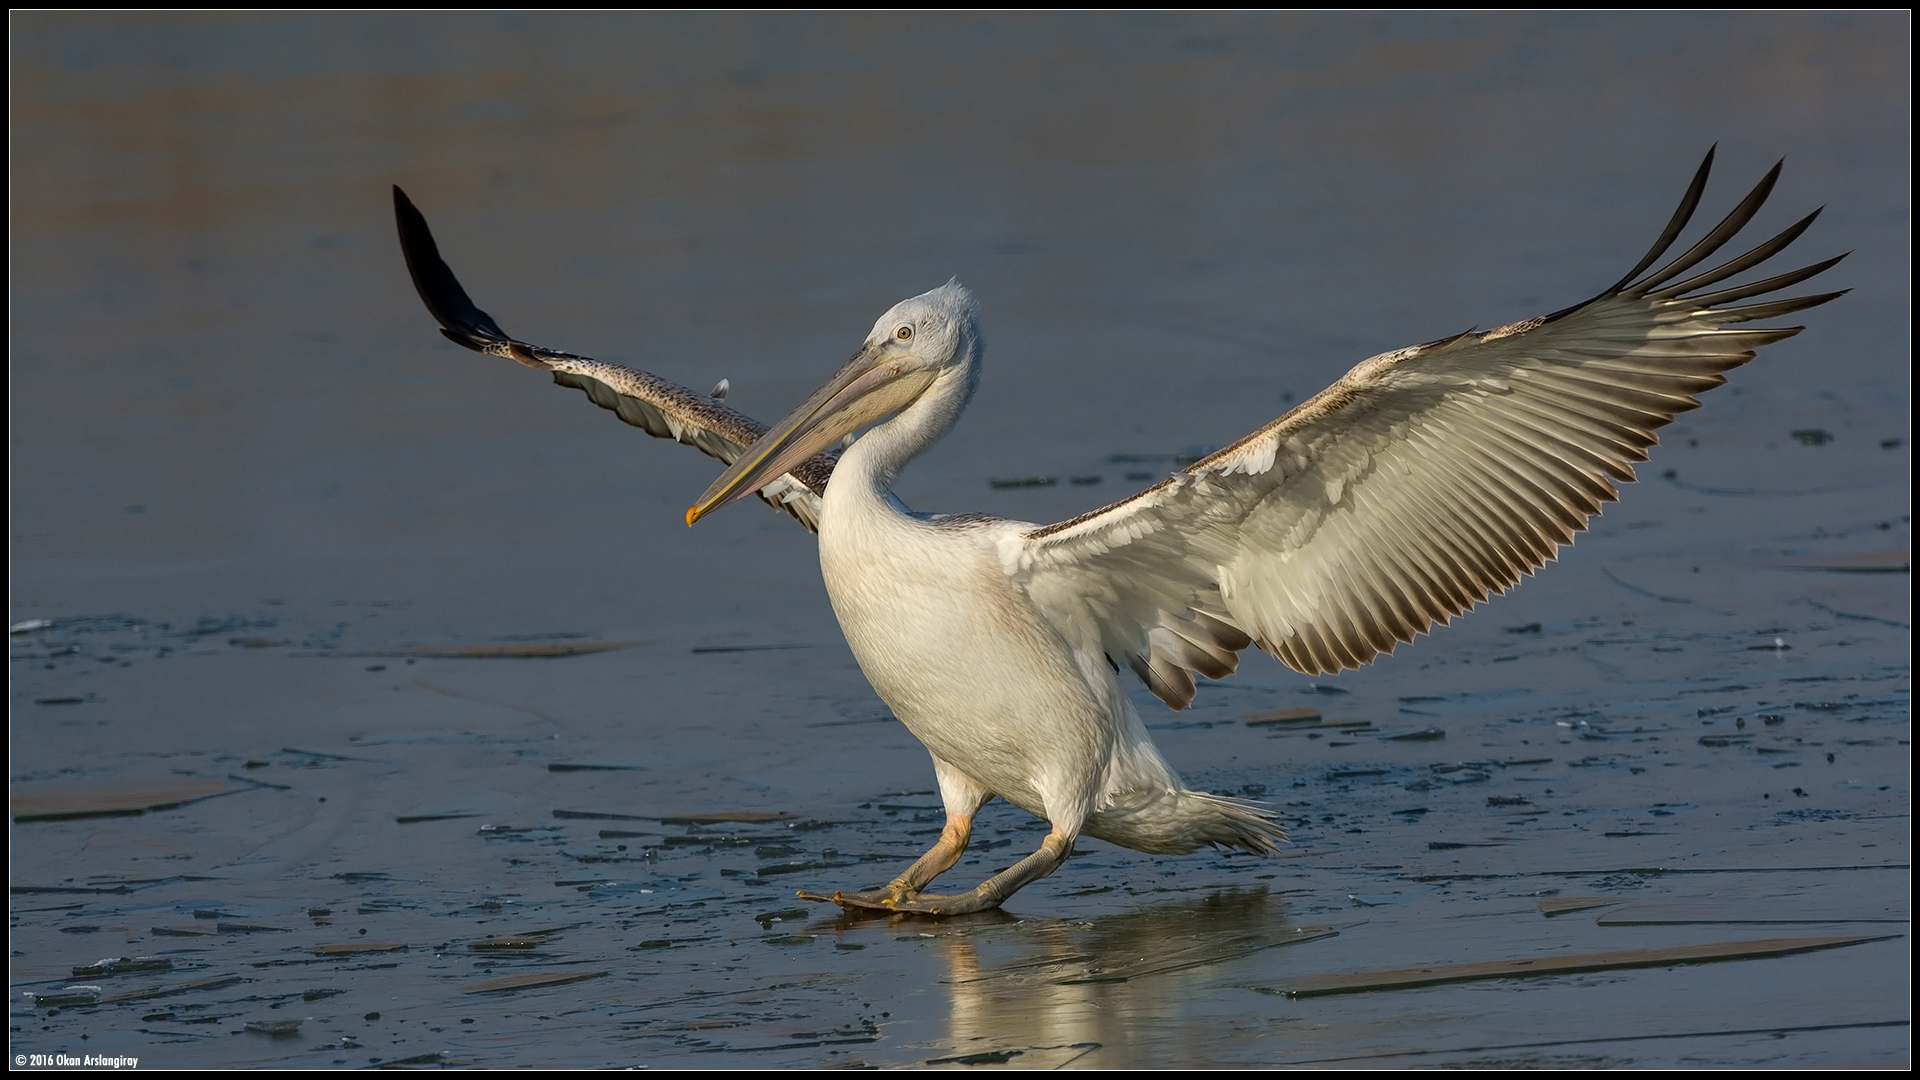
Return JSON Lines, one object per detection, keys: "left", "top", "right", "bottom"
{"left": 894, "top": 325, "right": 914, "bottom": 342}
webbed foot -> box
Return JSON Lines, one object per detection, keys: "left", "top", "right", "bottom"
{"left": 796, "top": 825, "right": 1073, "bottom": 918}
{"left": 797, "top": 885, "right": 917, "bottom": 911}
{"left": 861, "top": 890, "right": 1003, "bottom": 917}
{"left": 795, "top": 886, "right": 1004, "bottom": 917}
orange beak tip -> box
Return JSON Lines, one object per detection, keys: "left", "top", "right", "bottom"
{"left": 685, "top": 506, "right": 700, "bottom": 527}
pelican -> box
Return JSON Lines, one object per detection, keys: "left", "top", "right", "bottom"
{"left": 394, "top": 149, "right": 1843, "bottom": 915}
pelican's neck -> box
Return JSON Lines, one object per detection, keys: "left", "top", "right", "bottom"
{"left": 830, "top": 355, "right": 979, "bottom": 513}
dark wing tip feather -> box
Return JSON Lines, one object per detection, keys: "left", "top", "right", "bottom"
{"left": 1599, "top": 144, "right": 1717, "bottom": 297}
{"left": 1629, "top": 156, "right": 1783, "bottom": 296}
{"left": 393, "top": 185, "right": 518, "bottom": 354}
{"left": 1647, "top": 207, "right": 1825, "bottom": 302}
{"left": 1545, "top": 150, "right": 1841, "bottom": 326}
{"left": 1715, "top": 289, "right": 1851, "bottom": 325}
{"left": 1683, "top": 251, "right": 1850, "bottom": 310}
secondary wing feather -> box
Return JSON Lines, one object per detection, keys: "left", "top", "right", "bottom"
{"left": 392, "top": 186, "right": 834, "bottom": 531}
{"left": 1013, "top": 149, "right": 1846, "bottom": 704}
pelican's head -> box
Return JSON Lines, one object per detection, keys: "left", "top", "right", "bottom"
{"left": 687, "top": 281, "right": 981, "bottom": 524}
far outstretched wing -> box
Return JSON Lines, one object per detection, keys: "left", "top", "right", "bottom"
{"left": 393, "top": 186, "right": 834, "bottom": 532}
{"left": 1010, "top": 149, "right": 1847, "bottom": 707}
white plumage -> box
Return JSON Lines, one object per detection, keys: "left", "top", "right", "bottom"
{"left": 397, "top": 149, "right": 1843, "bottom": 915}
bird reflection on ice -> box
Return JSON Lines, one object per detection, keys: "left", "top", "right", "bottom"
{"left": 822, "top": 888, "right": 1338, "bottom": 1064}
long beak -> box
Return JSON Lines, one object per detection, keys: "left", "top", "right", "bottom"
{"left": 686, "top": 344, "right": 933, "bottom": 525}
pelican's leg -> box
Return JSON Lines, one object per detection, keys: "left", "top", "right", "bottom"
{"left": 799, "top": 756, "right": 992, "bottom": 910}
{"left": 800, "top": 815, "right": 974, "bottom": 908}
{"left": 879, "top": 777, "right": 1091, "bottom": 916}
{"left": 878, "top": 826, "right": 1077, "bottom": 917}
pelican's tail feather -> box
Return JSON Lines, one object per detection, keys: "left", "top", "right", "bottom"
{"left": 1086, "top": 788, "right": 1288, "bottom": 855}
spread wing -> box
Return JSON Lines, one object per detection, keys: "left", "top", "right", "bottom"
{"left": 392, "top": 186, "right": 835, "bottom": 532}
{"left": 1011, "top": 149, "right": 1847, "bottom": 707}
